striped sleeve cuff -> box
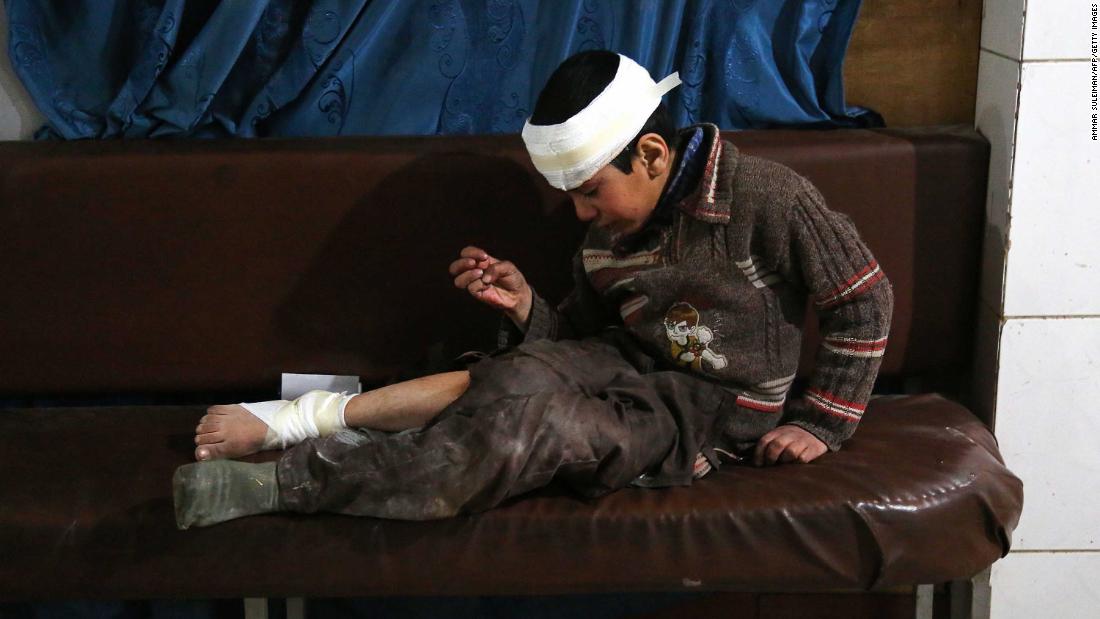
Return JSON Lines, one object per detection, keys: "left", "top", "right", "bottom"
{"left": 782, "top": 395, "right": 864, "bottom": 452}
{"left": 496, "top": 289, "right": 559, "bottom": 347}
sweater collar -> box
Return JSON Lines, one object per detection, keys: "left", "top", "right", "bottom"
{"left": 671, "top": 123, "right": 734, "bottom": 225}
{"left": 601, "top": 123, "right": 734, "bottom": 256}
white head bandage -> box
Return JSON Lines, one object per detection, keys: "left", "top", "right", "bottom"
{"left": 522, "top": 54, "right": 681, "bottom": 191}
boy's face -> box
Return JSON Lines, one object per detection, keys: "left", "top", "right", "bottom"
{"left": 564, "top": 133, "right": 672, "bottom": 236}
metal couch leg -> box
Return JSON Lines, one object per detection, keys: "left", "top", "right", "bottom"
{"left": 244, "top": 598, "right": 268, "bottom": 619}
{"left": 286, "top": 597, "right": 306, "bottom": 619}
{"left": 916, "top": 584, "right": 935, "bottom": 619}
{"left": 950, "top": 567, "right": 992, "bottom": 619}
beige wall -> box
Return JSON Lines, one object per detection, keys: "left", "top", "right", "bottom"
{"left": 0, "top": 3, "right": 44, "bottom": 141}
{"left": 845, "top": 0, "right": 984, "bottom": 127}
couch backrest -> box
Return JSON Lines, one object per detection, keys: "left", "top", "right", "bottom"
{"left": 0, "top": 127, "right": 987, "bottom": 399}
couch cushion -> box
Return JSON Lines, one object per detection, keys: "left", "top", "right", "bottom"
{"left": 0, "top": 393, "right": 1021, "bottom": 599}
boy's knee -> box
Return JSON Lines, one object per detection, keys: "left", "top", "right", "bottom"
{"left": 463, "top": 355, "right": 570, "bottom": 406}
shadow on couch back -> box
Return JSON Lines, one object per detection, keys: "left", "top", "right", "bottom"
{"left": 0, "top": 126, "right": 988, "bottom": 419}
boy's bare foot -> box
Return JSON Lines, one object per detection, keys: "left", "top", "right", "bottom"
{"left": 193, "top": 404, "right": 270, "bottom": 461}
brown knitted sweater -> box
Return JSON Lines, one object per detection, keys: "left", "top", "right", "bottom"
{"left": 515, "top": 124, "right": 893, "bottom": 452}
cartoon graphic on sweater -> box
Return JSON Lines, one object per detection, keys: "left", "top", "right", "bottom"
{"left": 663, "top": 302, "right": 728, "bottom": 371}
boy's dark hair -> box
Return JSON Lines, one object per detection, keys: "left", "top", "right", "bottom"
{"left": 530, "top": 50, "right": 677, "bottom": 175}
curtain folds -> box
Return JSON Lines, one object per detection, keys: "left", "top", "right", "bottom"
{"left": 5, "top": 0, "right": 881, "bottom": 139}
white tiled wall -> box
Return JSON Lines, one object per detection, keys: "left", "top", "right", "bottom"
{"left": 991, "top": 552, "right": 1100, "bottom": 618}
{"left": 1003, "top": 60, "right": 1100, "bottom": 317}
{"left": 1021, "top": 0, "right": 1097, "bottom": 60}
{"left": 995, "top": 317, "right": 1100, "bottom": 550}
{"left": 979, "top": 0, "right": 1100, "bottom": 617}
{"left": 0, "top": 2, "right": 42, "bottom": 140}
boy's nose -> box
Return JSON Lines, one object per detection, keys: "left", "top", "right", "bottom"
{"left": 572, "top": 197, "right": 598, "bottom": 222}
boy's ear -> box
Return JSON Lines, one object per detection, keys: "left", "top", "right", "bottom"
{"left": 635, "top": 133, "right": 672, "bottom": 179}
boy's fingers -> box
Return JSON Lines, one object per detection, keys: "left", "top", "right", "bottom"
{"left": 754, "top": 426, "right": 827, "bottom": 467}
{"left": 754, "top": 427, "right": 790, "bottom": 465}
{"left": 796, "top": 446, "right": 817, "bottom": 464}
{"left": 764, "top": 438, "right": 791, "bottom": 465}
{"left": 754, "top": 437, "right": 780, "bottom": 466}
{"left": 483, "top": 261, "right": 522, "bottom": 286}
{"left": 753, "top": 436, "right": 771, "bottom": 466}
{"left": 483, "top": 260, "right": 512, "bottom": 276}
{"left": 801, "top": 439, "right": 827, "bottom": 463}
{"left": 460, "top": 246, "right": 498, "bottom": 265}
{"left": 778, "top": 443, "right": 803, "bottom": 464}
{"left": 459, "top": 246, "right": 488, "bottom": 260}
{"left": 472, "top": 284, "right": 510, "bottom": 308}
{"left": 453, "top": 268, "right": 484, "bottom": 289}
{"left": 466, "top": 280, "right": 488, "bottom": 296}
{"left": 448, "top": 257, "right": 476, "bottom": 276}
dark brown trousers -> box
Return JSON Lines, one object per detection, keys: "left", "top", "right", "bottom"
{"left": 276, "top": 337, "right": 728, "bottom": 520}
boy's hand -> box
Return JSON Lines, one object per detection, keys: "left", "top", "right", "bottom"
{"left": 449, "top": 246, "right": 533, "bottom": 326}
{"left": 753, "top": 425, "right": 827, "bottom": 466}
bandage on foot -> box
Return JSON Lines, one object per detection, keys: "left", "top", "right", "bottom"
{"left": 240, "top": 390, "right": 355, "bottom": 451}
{"left": 173, "top": 460, "right": 281, "bottom": 529}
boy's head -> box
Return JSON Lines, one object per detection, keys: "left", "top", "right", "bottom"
{"left": 523, "top": 51, "right": 681, "bottom": 235}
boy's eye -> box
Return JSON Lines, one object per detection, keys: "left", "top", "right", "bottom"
{"left": 583, "top": 187, "right": 598, "bottom": 197}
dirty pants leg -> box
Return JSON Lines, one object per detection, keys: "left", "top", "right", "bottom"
{"left": 276, "top": 339, "right": 681, "bottom": 520}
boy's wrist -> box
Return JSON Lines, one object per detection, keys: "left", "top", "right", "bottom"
{"left": 505, "top": 288, "right": 534, "bottom": 330}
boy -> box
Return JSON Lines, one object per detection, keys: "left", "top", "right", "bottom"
{"left": 174, "top": 51, "right": 892, "bottom": 528}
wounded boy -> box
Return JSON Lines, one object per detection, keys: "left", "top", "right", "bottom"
{"left": 174, "top": 50, "right": 893, "bottom": 529}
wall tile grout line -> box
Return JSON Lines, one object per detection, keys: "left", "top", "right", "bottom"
{"left": 1009, "top": 549, "right": 1100, "bottom": 554}
{"left": 1002, "top": 314, "right": 1100, "bottom": 320}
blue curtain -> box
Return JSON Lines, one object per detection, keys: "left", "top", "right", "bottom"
{"left": 5, "top": 0, "right": 880, "bottom": 140}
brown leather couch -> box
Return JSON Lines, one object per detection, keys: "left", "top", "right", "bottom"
{"left": 0, "top": 127, "right": 1022, "bottom": 600}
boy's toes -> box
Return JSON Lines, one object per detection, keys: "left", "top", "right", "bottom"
{"left": 195, "top": 431, "right": 222, "bottom": 446}
{"left": 195, "top": 442, "right": 229, "bottom": 461}
{"left": 191, "top": 403, "right": 269, "bottom": 461}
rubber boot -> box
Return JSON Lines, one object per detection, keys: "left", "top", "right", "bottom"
{"left": 173, "top": 461, "right": 281, "bottom": 529}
